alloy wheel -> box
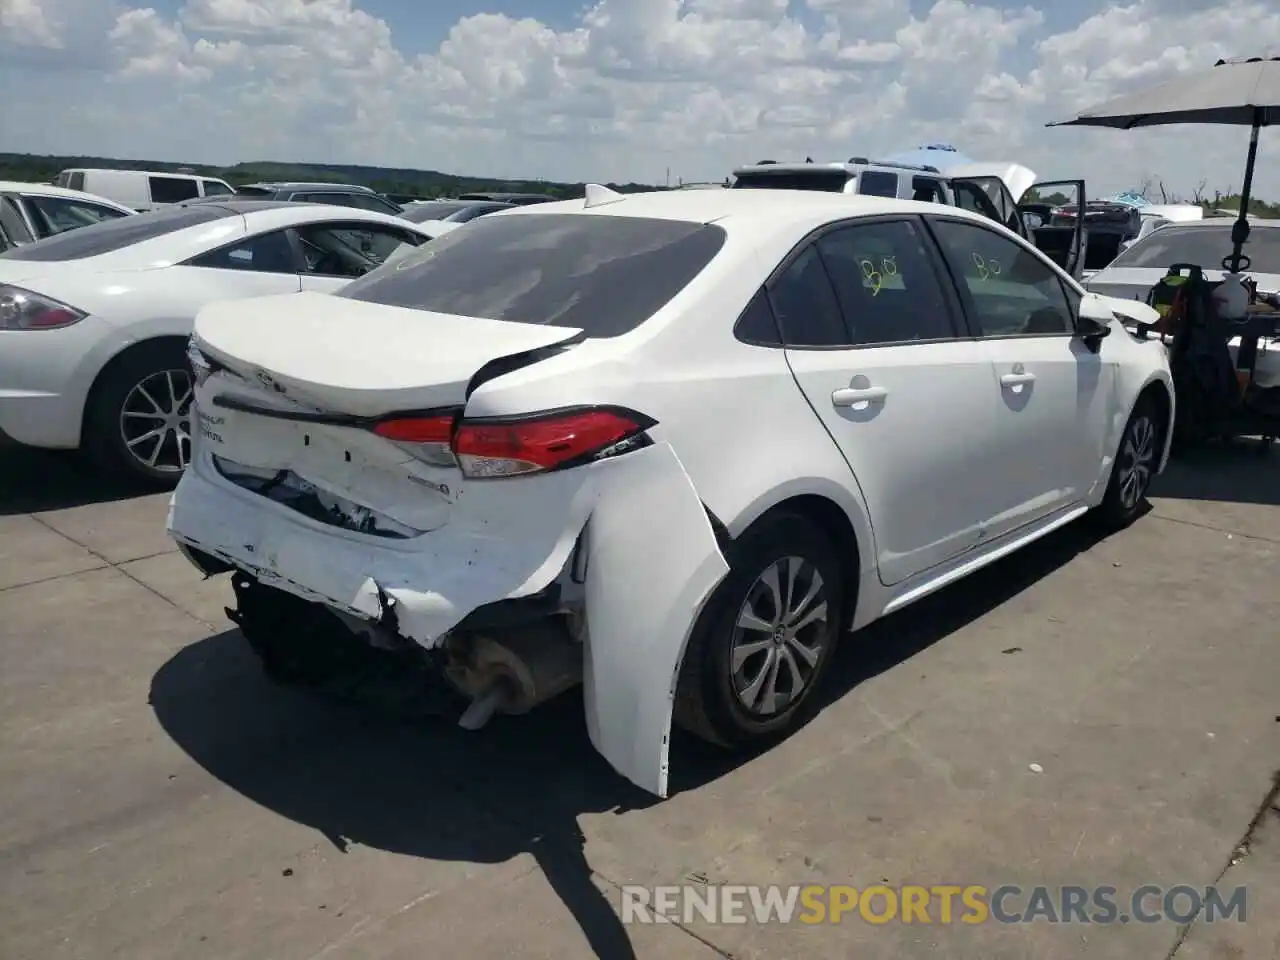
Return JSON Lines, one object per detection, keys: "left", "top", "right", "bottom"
{"left": 1118, "top": 414, "right": 1156, "bottom": 509}
{"left": 729, "top": 556, "right": 829, "bottom": 717}
{"left": 119, "top": 368, "right": 193, "bottom": 475}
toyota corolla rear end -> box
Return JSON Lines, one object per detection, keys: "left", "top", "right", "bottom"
{"left": 167, "top": 205, "right": 736, "bottom": 796}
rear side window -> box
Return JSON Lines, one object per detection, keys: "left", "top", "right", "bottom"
{"left": 815, "top": 220, "right": 957, "bottom": 345}
{"left": 767, "top": 245, "right": 849, "bottom": 347}
{"left": 339, "top": 213, "right": 726, "bottom": 338}
{"left": 149, "top": 176, "right": 200, "bottom": 204}
{"left": 0, "top": 205, "right": 236, "bottom": 261}
{"left": 732, "top": 171, "right": 850, "bottom": 192}
{"left": 187, "top": 230, "right": 298, "bottom": 273}
{"left": 858, "top": 171, "right": 900, "bottom": 198}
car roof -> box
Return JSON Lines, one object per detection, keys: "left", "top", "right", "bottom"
{"left": 0, "top": 180, "right": 135, "bottom": 211}
{"left": 499, "top": 187, "right": 1001, "bottom": 234}
{"left": 0, "top": 202, "right": 435, "bottom": 272}
{"left": 244, "top": 181, "right": 377, "bottom": 193}
{"left": 1159, "top": 216, "right": 1279, "bottom": 228}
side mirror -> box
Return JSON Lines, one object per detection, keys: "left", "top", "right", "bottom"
{"left": 1076, "top": 313, "right": 1111, "bottom": 350}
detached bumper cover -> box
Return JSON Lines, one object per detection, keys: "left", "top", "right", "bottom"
{"left": 167, "top": 442, "right": 730, "bottom": 797}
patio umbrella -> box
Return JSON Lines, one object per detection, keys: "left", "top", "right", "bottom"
{"left": 882, "top": 143, "right": 974, "bottom": 170}
{"left": 1047, "top": 55, "right": 1280, "bottom": 273}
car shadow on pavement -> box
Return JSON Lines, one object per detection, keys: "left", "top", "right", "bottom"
{"left": 149, "top": 518, "right": 1111, "bottom": 959}
{"left": 0, "top": 448, "right": 145, "bottom": 515}
{"left": 1150, "top": 443, "right": 1280, "bottom": 506}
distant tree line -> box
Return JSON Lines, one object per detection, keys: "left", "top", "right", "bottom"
{"left": 0, "top": 152, "right": 664, "bottom": 201}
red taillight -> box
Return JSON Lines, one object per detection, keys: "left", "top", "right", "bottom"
{"left": 453, "top": 407, "right": 654, "bottom": 478}
{"left": 373, "top": 414, "right": 457, "bottom": 467}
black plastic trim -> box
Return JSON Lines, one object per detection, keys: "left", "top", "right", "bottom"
{"left": 210, "top": 393, "right": 461, "bottom": 431}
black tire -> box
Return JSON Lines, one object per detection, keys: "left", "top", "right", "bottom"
{"left": 1091, "top": 395, "right": 1164, "bottom": 530}
{"left": 673, "top": 511, "right": 845, "bottom": 749}
{"left": 84, "top": 341, "right": 194, "bottom": 487}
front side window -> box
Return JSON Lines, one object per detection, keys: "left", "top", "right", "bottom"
{"left": 201, "top": 179, "right": 235, "bottom": 197}
{"left": 26, "top": 195, "right": 129, "bottom": 238}
{"left": 929, "top": 218, "right": 1075, "bottom": 337}
{"left": 339, "top": 213, "right": 726, "bottom": 338}
{"left": 346, "top": 192, "right": 403, "bottom": 215}
{"left": 767, "top": 245, "right": 849, "bottom": 347}
{"left": 68, "top": 172, "right": 86, "bottom": 191}
{"left": 0, "top": 197, "right": 34, "bottom": 245}
{"left": 296, "top": 223, "right": 422, "bottom": 278}
{"left": 148, "top": 176, "right": 200, "bottom": 204}
{"left": 815, "top": 219, "right": 957, "bottom": 345}
{"left": 186, "top": 230, "right": 298, "bottom": 273}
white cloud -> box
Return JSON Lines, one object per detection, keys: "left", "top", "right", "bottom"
{"left": 0, "top": 0, "right": 1276, "bottom": 200}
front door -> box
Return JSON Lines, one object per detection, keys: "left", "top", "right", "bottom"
{"left": 924, "top": 215, "right": 1112, "bottom": 538}
{"left": 772, "top": 216, "right": 1000, "bottom": 585}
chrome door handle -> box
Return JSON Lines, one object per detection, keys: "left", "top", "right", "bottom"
{"left": 1000, "top": 372, "right": 1036, "bottom": 386}
{"left": 832, "top": 386, "right": 887, "bottom": 407}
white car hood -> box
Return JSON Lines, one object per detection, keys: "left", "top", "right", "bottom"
{"left": 944, "top": 162, "right": 1039, "bottom": 203}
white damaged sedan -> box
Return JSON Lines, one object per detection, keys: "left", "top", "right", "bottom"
{"left": 168, "top": 186, "right": 1173, "bottom": 796}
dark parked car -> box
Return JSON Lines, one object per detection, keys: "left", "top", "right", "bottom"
{"left": 399, "top": 200, "right": 515, "bottom": 224}
{"left": 226, "top": 182, "right": 404, "bottom": 216}
{"left": 455, "top": 192, "right": 557, "bottom": 206}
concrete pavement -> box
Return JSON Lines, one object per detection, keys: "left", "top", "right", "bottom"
{"left": 1, "top": 448, "right": 1277, "bottom": 959}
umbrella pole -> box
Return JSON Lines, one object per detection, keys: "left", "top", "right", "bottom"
{"left": 1226, "top": 108, "right": 1262, "bottom": 273}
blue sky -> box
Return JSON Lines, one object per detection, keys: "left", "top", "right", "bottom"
{"left": 0, "top": 0, "right": 1275, "bottom": 198}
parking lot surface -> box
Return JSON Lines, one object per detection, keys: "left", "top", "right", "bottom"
{"left": 1, "top": 448, "right": 1277, "bottom": 960}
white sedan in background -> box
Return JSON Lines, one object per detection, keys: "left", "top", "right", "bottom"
{"left": 169, "top": 186, "right": 1173, "bottom": 798}
{"left": 0, "top": 180, "right": 135, "bottom": 250}
{"left": 1086, "top": 217, "right": 1280, "bottom": 386}
{"left": 0, "top": 201, "right": 450, "bottom": 483}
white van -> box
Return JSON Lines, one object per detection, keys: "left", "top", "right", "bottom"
{"left": 53, "top": 169, "right": 236, "bottom": 212}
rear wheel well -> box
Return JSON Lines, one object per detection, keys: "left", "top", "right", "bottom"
{"left": 747, "top": 494, "right": 861, "bottom": 629}
{"left": 80, "top": 335, "right": 190, "bottom": 445}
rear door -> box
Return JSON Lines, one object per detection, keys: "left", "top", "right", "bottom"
{"left": 923, "top": 214, "right": 1112, "bottom": 535}
{"left": 183, "top": 228, "right": 304, "bottom": 295}
{"left": 295, "top": 221, "right": 428, "bottom": 293}
{"left": 773, "top": 216, "right": 1000, "bottom": 586}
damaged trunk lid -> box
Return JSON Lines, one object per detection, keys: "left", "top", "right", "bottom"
{"left": 190, "top": 292, "right": 583, "bottom": 536}
{"left": 193, "top": 291, "right": 583, "bottom": 416}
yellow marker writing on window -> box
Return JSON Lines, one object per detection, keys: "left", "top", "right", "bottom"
{"left": 859, "top": 258, "right": 883, "bottom": 296}
{"left": 971, "top": 252, "right": 1001, "bottom": 281}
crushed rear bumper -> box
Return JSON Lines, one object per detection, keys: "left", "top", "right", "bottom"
{"left": 167, "top": 442, "right": 729, "bottom": 797}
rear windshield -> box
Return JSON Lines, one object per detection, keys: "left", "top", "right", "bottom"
{"left": 0, "top": 205, "right": 236, "bottom": 261}
{"left": 338, "top": 213, "right": 726, "bottom": 338}
{"left": 1107, "top": 223, "right": 1280, "bottom": 273}
{"left": 732, "top": 170, "right": 849, "bottom": 192}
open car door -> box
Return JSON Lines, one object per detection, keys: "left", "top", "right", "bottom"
{"left": 1018, "top": 179, "right": 1087, "bottom": 279}
{"left": 948, "top": 165, "right": 1087, "bottom": 280}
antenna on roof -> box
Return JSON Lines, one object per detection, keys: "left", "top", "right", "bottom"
{"left": 584, "top": 183, "right": 625, "bottom": 208}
